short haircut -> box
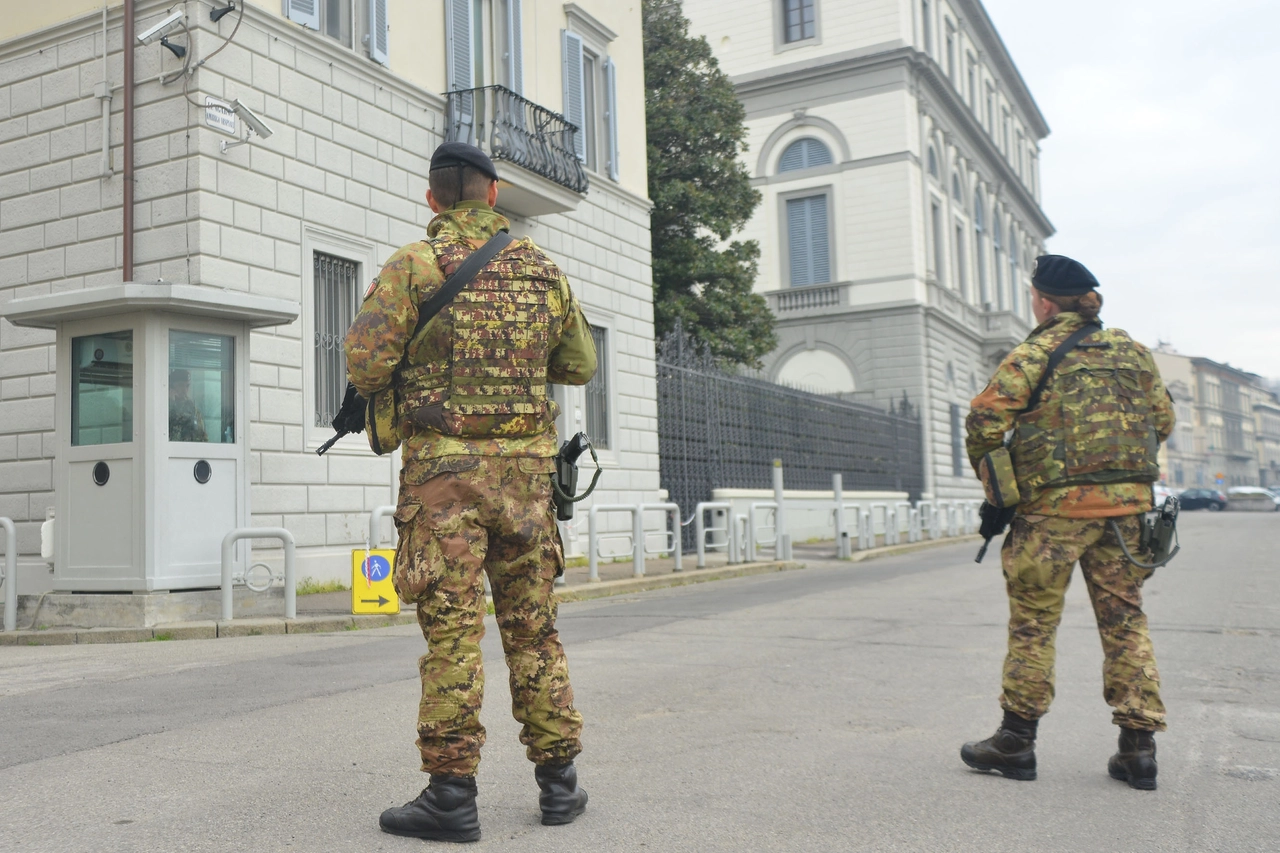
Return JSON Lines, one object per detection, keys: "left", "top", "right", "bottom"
{"left": 428, "top": 165, "right": 494, "bottom": 208}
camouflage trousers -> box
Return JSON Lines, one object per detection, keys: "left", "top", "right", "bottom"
{"left": 999, "top": 514, "right": 1166, "bottom": 731}
{"left": 391, "top": 456, "right": 584, "bottom": 777}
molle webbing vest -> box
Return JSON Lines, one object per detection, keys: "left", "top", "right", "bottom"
{"left": 1010, "top": 325, "right": 1161, "bottom": 494}
{"left": 396, "top": 235, "right": 562, "bottom": 439}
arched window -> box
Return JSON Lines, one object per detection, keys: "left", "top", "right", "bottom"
{"left": 778, "top": 137, "right": 834, "bottom": 173}
{"left": 974, "top": 189, "right": 988, "bottom": 306}
{"left": 927, "top": 146, "right": 939, "bottom": 179}
{"left": 951, "top": 173, "right": 963, "bottom": 201}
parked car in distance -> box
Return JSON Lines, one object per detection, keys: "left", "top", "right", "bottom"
{"left": 1179, "top": 488, "right": 1228, "bottom": 511}
{"left": 1226, "top": 486, "right": 1280, "bottom": 511}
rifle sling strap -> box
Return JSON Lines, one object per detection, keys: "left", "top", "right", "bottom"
{"left": 1024, "top": 323, "right": 1102, "bottom": 412}
{"left": 413, "top": 230, "right": 514, "bottom": 339}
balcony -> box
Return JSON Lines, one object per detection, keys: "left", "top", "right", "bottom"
{"left": 444, "top": 86, "right": 589, "bottom": 217}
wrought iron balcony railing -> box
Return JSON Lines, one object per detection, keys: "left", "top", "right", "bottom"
{"left": 444, "top": 85, "right": 589, "bottom": 195}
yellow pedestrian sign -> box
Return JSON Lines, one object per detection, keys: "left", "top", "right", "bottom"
{"left": 351, "top": 549, "right": 401, "bottom": 615}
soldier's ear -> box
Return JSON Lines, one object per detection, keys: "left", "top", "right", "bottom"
{"left": 426, "top": 189, "right": 445, "bottom": 214}
{"left": 487, "top": 180, "right": 499, "bottom": 207}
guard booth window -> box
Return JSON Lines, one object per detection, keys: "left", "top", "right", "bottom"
{"left": 584, "top": 325, "right": 609, "bottom": 449}
{"left": 314, "top": 252, "right": 360, "bottom": 428}
{"left": 71, "top": 330, "right": 133, "bottom": 446}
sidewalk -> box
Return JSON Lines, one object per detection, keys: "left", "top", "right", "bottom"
{"left": 1, "top": 534, "right": 978, "bottom": 646}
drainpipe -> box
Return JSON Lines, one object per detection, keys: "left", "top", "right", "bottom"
{"left": 96, "top": 6, "right": 113, "bottom": 178}
{"left": 123, "top": 0, "right": 135, "bottom": 281}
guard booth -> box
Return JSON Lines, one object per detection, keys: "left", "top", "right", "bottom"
{"left": 4, "top": 283, "right": 298, "bottom": 593}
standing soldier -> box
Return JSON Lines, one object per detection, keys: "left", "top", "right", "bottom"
{"left": 345, "top": 142, "right": 597, "bottom": 841}
{"left": 961, "top": 255, "right": 1174, "bottom": 790}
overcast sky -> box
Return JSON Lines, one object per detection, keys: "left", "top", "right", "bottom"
{"left": 981, "top": 0, "right": 1280, "bottom": 380}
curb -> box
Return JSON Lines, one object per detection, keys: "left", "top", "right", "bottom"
{"left": 845, "top": 534, "right": 982, "bottom": 563}
{"left": 0, "top": 536, "right": 981, "bottom": 645}
{"left": 0, "top": 612, "right": 418, "bottom": 647}
{"left": 554, "top": 560, "right": 805, "bottom": 603}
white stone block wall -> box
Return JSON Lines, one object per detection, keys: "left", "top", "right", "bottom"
{"left": 0, "top": 5, "right": 660, "bottom": 586}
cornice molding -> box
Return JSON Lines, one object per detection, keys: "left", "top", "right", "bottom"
{"left": 563, "top": 3, "right": 618, "bottom": 45}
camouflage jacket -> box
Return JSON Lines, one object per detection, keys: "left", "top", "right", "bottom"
{"left": 344, "top": 202, "right": 596, "bottom": 472}
{"left": 967, "top": 312, "right": 1175, "bottom": 518}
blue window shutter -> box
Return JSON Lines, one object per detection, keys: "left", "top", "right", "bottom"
{"left": 286, "top": 0, "right": 320, "bottom": 30}
{"left": 445, "top": 0, "right": 474, "bottom": 141}
{"left": 778, "top": 138, "right": 833, "bottom": 173}
{"left": 562, "top": 30, "right": 586, "bottom": 161}
{"left": 788, "top": 195, "right": 831, "bottom": 286}
{"left": 368, "top": 0, "right": 389, "bottom": 64}
{"left": 604, "top": 57, "right": 619, "bottom": 181}
{"left": 507, "top": 0, "right": 523, "bottom": 93}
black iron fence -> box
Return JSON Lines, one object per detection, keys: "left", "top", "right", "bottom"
{"left": 657, "top": 330, "right": 924, "bottom": 542}
{"left": 444, "top": 85, "right": 589, "bottom": 194}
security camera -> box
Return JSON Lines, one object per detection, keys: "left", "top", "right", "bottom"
{"left": 231, "top": 100, "right": 274, "bottom": 139}
{"left": 137, "top": 11, "right": 184, "bottom": 45}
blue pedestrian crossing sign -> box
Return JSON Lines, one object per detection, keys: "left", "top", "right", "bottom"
{"left": 351, "top": 549, "right": 400, "bottom": 615}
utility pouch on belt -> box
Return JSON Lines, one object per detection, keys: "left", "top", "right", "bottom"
{"left": 365, "top": 387, "right": 401, "bottom": 456}
{"left": 978, "top": 447, "right": 1021, "bottom": 508}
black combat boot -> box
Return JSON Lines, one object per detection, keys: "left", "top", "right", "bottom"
{"left": 379, "top": 774, "right": 481, "bottom": 842}
{"left": 1108, "top": 727, "right": 1157, "bottom": 790}
{"left": 534, "top": 761, "right": 588, "bottom": 826}
{"left": 960, "top": 710, "right": 1038, "bottom": 781}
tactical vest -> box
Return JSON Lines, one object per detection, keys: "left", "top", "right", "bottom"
{"left": 1010, "top": 325, "right": 1161, "bottom": 494}
{"left": 395, "top": 235, "right": 562, "bottom": 439}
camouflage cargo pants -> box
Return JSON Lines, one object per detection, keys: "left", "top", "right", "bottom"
{"left": 1000, "top": 514, "right": 1166, "bottom": 731}
{"left": 391, "top": 456, "right": 584, "bottom": 777}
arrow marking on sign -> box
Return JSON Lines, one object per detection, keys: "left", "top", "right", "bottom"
{"left": 361, "top": 596, "right": 390, "bottom": 607}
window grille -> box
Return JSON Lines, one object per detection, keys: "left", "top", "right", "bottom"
{"left": 778, "top": 137, "right": 833, "bottom": 172}
{"left": 787, "top": 194, "right": 831, "bottom": 287}
{"left": 314, "top": 251, "right": 360, "bottom": 428}
{"left": 584, "top": 325, "right": 610, "bottom": 449}
{"left": 951, "top": 403, "right": 965, "bottom": 477}
{"left": 783, "top": 0, "right": 816, "bottom": 42}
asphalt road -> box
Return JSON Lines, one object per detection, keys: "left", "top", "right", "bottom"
{"left": 2, "top": 512, "right": 1278, "bottom": 852}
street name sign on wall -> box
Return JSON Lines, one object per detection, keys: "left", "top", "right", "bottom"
{"left": 205, "top": 97, "right": 237, "bottom": 136}
{"left": 351, "top": 550, "right": 400, "bottom": 615}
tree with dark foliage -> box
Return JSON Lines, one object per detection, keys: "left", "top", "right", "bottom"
{"left": 643, "top": 0, "right": 776, "bottom": 367}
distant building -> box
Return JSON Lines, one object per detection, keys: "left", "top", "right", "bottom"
{"left": 1154, "top": 349, "right": 1266, "bottom": 489}
{"left": 1253, "top": 385, "right": 1280, "bottom": 489}
{"left": 682, "top": 0, "right": 1053, "bottom": 499}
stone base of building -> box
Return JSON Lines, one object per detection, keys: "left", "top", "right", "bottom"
{"left": 14, "top": 587, "right": 286, "bottom": 630}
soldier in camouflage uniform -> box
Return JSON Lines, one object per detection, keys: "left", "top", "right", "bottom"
{"left": 960, "top": 255, "right": 1174, "bottom": 790}
{"left": 168, "top": 369, "right": 207, "bottom": 442}
{"left": 344, "top": 143, "right": 596, "bottom": 841}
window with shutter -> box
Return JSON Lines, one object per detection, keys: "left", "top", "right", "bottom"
{"left": 506, "top": 0, "right": 523, "bottom": 93}
{"left": 604, "top": 57, "right": 619, "bottom": 181}
{"left": 787, "top": 194, "right": 831, "bottom": 287}
{"left": 368, "top": 0, "right": 388, "bottom": 64}
{"left": 584, "top": 325, "right": 610, "bottom": 449}
{"left": 778, "top": 137, "right": 833, "bottom": 173}
{"left": 562, "top": 30, "right": 586, "bottom": 162}
{"left": 446, "top": 0, "right": 475, "bottom": 142}
{"left": 286, "top": 0, "right": 320, "bottom": 31}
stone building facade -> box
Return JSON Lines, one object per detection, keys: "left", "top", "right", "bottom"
{"left": 682, "top": 0, "right": 1054, "bottom": 499}
{"left": 0, "top": 0, "right": 659, "bottom": 590}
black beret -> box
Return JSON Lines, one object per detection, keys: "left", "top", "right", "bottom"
{"left": 429, "top": 142, "right": 499, "bottom": 181}
{"left": 1032, "top": 254, "right": 1100, "bottom": 296}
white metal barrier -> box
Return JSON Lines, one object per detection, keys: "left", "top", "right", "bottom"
{"left": 747, "top": 502, "right": 777, "bottom": 562}
{"left": 694, "top": 501, "right": 736, "bottom": 567}
{"left": 220, "top": 527, "right": 297, "bottom": 622}
{"left": 1, "top": 517, "right": 15, "bottom": 632}
{"left": 644, "top": 503, "right": 683, "bottom": 574}
{"left": 587, "top": 504, "right": 639, "bottom": 581}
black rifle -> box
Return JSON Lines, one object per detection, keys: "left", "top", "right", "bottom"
{"left": 317, "top": 383, "right": 367, "bottom": 455}
{"left": 974, "top": 502, "right": 1017, "bottom": 563}
{"left": 550, "top": 432, "right": 602, "bottom": 521}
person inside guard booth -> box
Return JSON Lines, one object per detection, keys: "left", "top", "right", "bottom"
{"left": 343, "top": 142, "right": 597, "bottom": 841}
{"left": 960, "top": 254, "right": 1175, "bottom": 790}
